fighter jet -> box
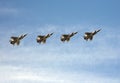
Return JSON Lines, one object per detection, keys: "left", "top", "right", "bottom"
{"left": 84, "top": 29, "right": 101, "bottom": 41}
{"left": 36, "top": 33, "right": 53, "bottom": 44}
{"left": 10, "top": 34, "right": 27, "bottom": 45}
{"left": 61, "top": 32, "right": 78, "bottom": 42}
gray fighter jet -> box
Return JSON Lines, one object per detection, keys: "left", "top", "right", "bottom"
{"left": 61, "top": 32, "right": 78, "bottom": 42}
{"left": 36, "top": 33, "right": 53, "bottom": 44}
{"left": 84, "top": 29, "right": 101, "bottom": 41}
{"left": 10, "top": 34, "right": 27, "bottom": 45}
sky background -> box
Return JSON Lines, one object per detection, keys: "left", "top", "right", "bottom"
{"left": 0, "top": 0, "right": 120, "bottom": 83}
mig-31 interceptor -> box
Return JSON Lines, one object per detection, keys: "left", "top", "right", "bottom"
{"left": 84, "top": 29, "right": 101, "bottom": 41}
{"left": 36, "top": 33, "right": 53, "bottom": 44}
{"left": 61, "top": 32, "right": 78, "bottom": 42}
{"left": 10, "top": 34, "right": 27, "bottom": 45}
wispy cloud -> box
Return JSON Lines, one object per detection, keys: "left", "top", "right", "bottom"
{"left": 0, "top": 24, "right": 120, "bottom": 83}
{"left": 0, "top": 8, "right": 18, "bottom": 15}
{"left": 0, "top": 65, "right": 119, "bottom": 83}
{"left": 0, "top": 24, "right": 119, "bottom": 64}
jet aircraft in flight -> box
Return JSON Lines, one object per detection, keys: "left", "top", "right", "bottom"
{"left": 61, "top": 32, "right": 78, "bottom": 42}
{"left": 10, "top": 34, "right": 27, "bottom": 45}
{"left": 36, "top": 33, "right": 53, "bottom": 44}
{"left": 84, "top": 29, "right": 101, "bottom": 41}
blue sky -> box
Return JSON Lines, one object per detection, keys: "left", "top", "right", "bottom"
{"left": 0, "top": 0, "right": 120, "bottom": 83}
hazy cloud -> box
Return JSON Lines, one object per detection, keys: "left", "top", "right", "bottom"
{"left": 0, "top": 8, "right": 18, "bottom": 15}
{"left": 0, "top": 65, "right": 119, "bottom": 83}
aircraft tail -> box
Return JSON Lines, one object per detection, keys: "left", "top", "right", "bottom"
{"left": 19, "top": 34, "right": 27, "bottom": 40}
{"left": 93, "top": 29, "right": 101, "bottom": 35}
{"left": 97, "top": 29, "right": 101, "bottom": 33}
{"left": 46, "top": 33, "right": 53, "bottom": 38}
{"left": 70, "top": 32, "right": 78, "bottom": 37}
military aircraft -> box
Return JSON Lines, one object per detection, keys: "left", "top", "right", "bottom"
{"left": 61, "top": 32, "right": 78, "bottom": 42}
{"left": 84, "top": 29, "right": 101, "bottom": 41}
{"left": 36, "top": 33, "right": 53, "bottom": 44}
{"left": 10, "top": 34, "right": 27, "bottom": 45}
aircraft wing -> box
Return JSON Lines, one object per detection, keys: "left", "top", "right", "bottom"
{"left": 85, "top": 32, "right": 91, "bottom": 35}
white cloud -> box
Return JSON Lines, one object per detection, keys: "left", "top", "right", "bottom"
{"left": 0, "top": 65, "right": 119, "bottom": 83}
{"left": 0, "top": 24, "right": 120, "bottom": 66}
{"left": 0, "top": 41, "right": 119, "bottom": 68}
{"left": 0, "top": 24, "right": 120, "bottom": 83}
